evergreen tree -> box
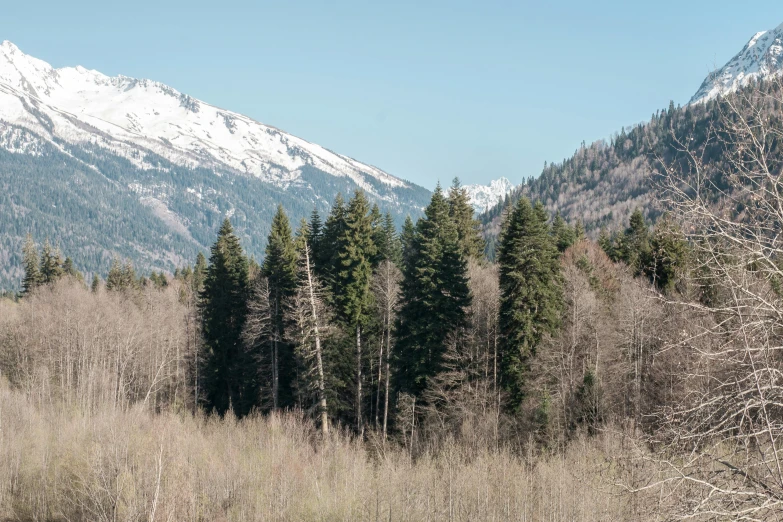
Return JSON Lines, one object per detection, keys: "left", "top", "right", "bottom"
{"left": 552, "top": 212, "right": 577, "bottom": 252}
{"left": 121, "top": 261, "right": 137, "bottom": 290}
{"left": 39, "top": 240, "right": 63, "bottom": 285}
{"left": 647, "top": 216, "right": 688, "bottom": 294}
{"left": 395, "top": 185, "right": 472, "bottom": 398}
{"left": 616, "top": 209, "right": 651, "bottom": 274}
{"left": 308, "top": 207, "right": 324, "bottom": 264}
{"left": 200, "top": 218, "right": 251, "bottom": 416}
{"left": 375, "top": 212, "right": 402, "bottom": 265}
{"left": 498, "top": 197, "right": 563, "bottom": 411}
{"left": 21, "top": 234, "right": 41, "bottom": 295}
{"left": 334, "top": 190, "right": 377, "bottom": 430}
{"left": 318, "top": 194, "right": 347, "bottom": 284}
{"left": 400, "top": 215, "right": 416, "bottom": 267}
{"left": 106, "top": 257, "right": 124, "bottom": 291}
{"left": 448, "top": 177, "right": 485, "bottom": 259}
{"left": 91, "top": 274, "right": 100, "bottom": 293}
{"left": 261, "top": 206, "right": 299, "bottom": 409}
{"left": 192, "top": 252, "right": 207, "bottom": 294}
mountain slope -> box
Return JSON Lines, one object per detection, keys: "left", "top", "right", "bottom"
{"left": 691, "top": 22, "right": 783, "bottom": 104}
{"left": 0, "top": 42, "right": 430, "bottom": 290}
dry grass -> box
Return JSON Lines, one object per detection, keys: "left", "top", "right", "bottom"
{"left": 0, "top": 380, "right": 645, "bottom": 521}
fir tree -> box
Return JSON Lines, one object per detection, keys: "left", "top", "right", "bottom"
{"left": 395, "top": 185, "right": 472, "bottom": 398}
{"left": 39, "top": 240, "right": 63, "bottom": 285}
{"left": 200, "top": 218, "right": 251, "bottom": 416}
{"left": 261, "top": 206, "right": 299, "bottom": 409}
{"left": 647, "top": 216, "right": 688, "bottom": 294}
{"left": 400, "top": 215, "right": 416, "bottom": 267}
{"left": 334, "top": 190, "right": 377, "bottom": 430}
{"left": 318, "top": 194, "right": 347, "bottom": 284}
{"left": 448, "top": 177, "right": 485, "bottom": 259}
{"left": 21, "top": 234, "right": 41, "bottom": 295}
{"left": 308, "top": 207, "right": 323, "bottom": 264}
{"left": 552, "top": 212, "right": 577, "bottom": 253}
{"left": 91, "top": 274, "right": 100, "bottom": 293}
{"left": 106, "top": 258, "right": 124, "bottom": 291}
{"left": 498, "top": 197, "right": 563, "bottom": 411}
{"left": 616, "top": 209, "right": 651, "bottom": 274}
{"left": 192, "top": 252, "right": 207, "bottom": 294}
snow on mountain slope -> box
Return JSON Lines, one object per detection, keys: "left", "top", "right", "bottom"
{"left": 464, "top": 177, "right": 514, "bottom": 213}
{"left": 691, "top": 22, "right": 783, "bottom": 104}
{"left": 0, "top": 41, "right": 412, "bottom": 198}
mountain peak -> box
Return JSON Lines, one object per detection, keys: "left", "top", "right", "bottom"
{"left": 464, "top": 177, "right": 515, "bottom": 213}
{"left": 0, "top": 42, "right": 415, "bottom": 198}
{"left": 690, "top": 22, "right": 783, "bottom": 104}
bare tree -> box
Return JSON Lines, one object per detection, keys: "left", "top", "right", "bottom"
{"left": 243, "top": 277, "right": 274, "bottom": 410}
{"left": 286, "top": 242, "right": 330, "bottom": 435}
{"left": 644, "top": 79, "right": 783, "bottom": 519}
{"left": 372, "top": 260, "right": 401, "bottom": 439}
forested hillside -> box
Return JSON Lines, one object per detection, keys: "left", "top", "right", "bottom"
{"left": 481, "top": 79, "right": 783, "bottom": 257}
{"left": 0, "top": 124, "right": 430, "bottom": 291}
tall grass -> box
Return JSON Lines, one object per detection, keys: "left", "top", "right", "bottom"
{"left": 0, "top": 379, "right": 643, "bottom": 521}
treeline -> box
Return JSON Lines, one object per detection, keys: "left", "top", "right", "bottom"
{"left": 11, "top": 176, "right": 688, "bottom": 450}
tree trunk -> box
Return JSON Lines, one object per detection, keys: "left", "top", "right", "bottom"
{"left": 356, "top": 324, "right": 363, "bottom": 433}
{"left": 304, "top": 245, "right": 328, "bottom": 435}
{"left": 272, "top": 299, "right": 279, "bottom": 410}
{"left": 383, "top": 315, "right": 391, "bottom": 440}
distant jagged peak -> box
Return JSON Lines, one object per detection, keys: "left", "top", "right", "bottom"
{"left": 464, "top": 177, "right": 515, "bottom": 213}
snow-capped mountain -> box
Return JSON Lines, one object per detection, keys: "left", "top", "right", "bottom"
{"left": 0, "top": 40, "right": 414, "bottom": 198}
{"left": 691, "top": 22, "right": 783, "bottom": 104}
{"left": 464, "top": 177, "right": 515, "bottom": 213}
{"left": 0, "top": 41, "right": 430, "bottom": 290}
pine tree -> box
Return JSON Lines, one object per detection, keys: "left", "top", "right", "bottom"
{"left": 192, "top": 252, "right": 207, "bottom": 294}
{"left": 200, "top": 218, "right": 251, "bottom": 416}
{"left": 334, "top": 190, "right": 377, "bottom": 430}
{"left": 552, "top": 212, "right": 576, "bottom": 252}
{"left": 91, "top": 274, "right": 100, "bottom": 293}
{"left": 318, "top": 194, "right": 347, "bottom": 285}
{"left": 498, "top": 197, "right": 563, "bottom": 411}
{"left": 395, "top": 185, "right": 472, "bottom": 399}
{"left": 647, "top": 216, "right": 688, "bottom": 294}
{"left": 308, "top": 207, "right": 324, "bottom": 264}
{"left": 617, "top": 209, "right": 651, "bottom": 274}
{"left": 106, "top": 258, "right": 124, "bottom": 291}
{"left": 39, "top": 240, "right": 63, "bottom": 285}
{"left": 261, "top": 205, "right": 299, "bottom": 409}
{"left": 400, "top": 215, "right": 416, "bottom": 267}
{"left": 21, "top": 234, "right": 41, "bottom": 295}
{"left": 448, "top": 177, "right": 485, "bottom": 259}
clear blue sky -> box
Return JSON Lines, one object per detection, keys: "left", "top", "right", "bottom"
{"left": 3, "top": 1, "right": 780, "bottom": 189}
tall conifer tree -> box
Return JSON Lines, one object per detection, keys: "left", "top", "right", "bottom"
{"left": 21, "top": 234, "right": 41, "bottom": 295}
{"left": 334, "top": 190, "right": 377, "bottom": 430}
{"left": 448, "top": 177, "right": 485, "bottom": 259}
{"left": 200, "top": 218, "right": 251, "bottom": 416}
{"left": 498, "top": 198, "right": 563, "bottom": 411}
{"left": 261, "top": 206, "right": 299, "bottom": 409}
{"left": 395, "top": 185, "right": 472, "bottom": 398}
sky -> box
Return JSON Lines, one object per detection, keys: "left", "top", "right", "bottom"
{"left": 2, "top": 1, "right": 781, "bottom": 190}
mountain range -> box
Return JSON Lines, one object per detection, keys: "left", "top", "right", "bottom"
{"left": 0, "top": 41, "right": 430, "bottom": 288}
{"left": 2, "top": 19, "right": 782, "bottom": 289}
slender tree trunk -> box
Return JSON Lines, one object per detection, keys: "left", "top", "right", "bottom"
{"left": 304, "top": 246, "right": 328, "bottom": 435}
{"left": 272, "top": 300, "right": 279, "bottom": 410}
{"left": 383, "top": 314, "right": 392, "bottom": 440}
{"left": 356, "top": 323, "right": 363, "bottom": 433}
{"left": 375, "top": 331, "right": 384, "bottom": 428}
